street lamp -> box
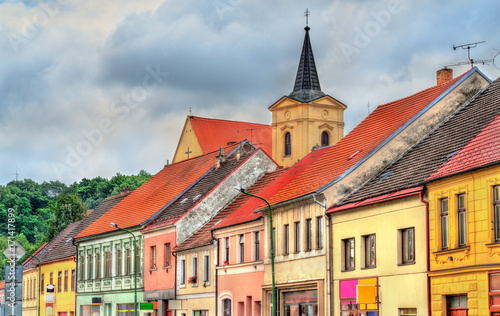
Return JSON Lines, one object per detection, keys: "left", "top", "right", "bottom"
{"left": 234, "top": 187, "right": 276, "bottom": 316}
{"left": 110, "top": 222, "right": 137, "bottom": 316}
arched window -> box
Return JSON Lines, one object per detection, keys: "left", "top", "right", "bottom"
{"left": 284, "top": 132, "right": 291, "bottom": 156}
{"left": 321, "top": 131, "right": 329, "bottom": 147}
{"left": 223, "top": 299, "right": 232, "bottom": 316}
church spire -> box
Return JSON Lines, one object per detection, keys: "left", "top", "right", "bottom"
{"left": 288, "top": 10, "right": 325, "bottom": 102}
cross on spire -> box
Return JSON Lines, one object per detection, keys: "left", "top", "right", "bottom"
{"left": 304, "top": 9, "right": 310, "bottom": 27}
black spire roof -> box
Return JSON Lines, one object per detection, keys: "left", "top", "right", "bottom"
{"left": 288, "top": 26, "right": 325, "bottom": 102}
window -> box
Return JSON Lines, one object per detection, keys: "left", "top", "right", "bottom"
{"left": 364, "top": 235, "right": 376, "bottom": 268}
{"left": 223, "top": 299, "right": 232, "bottom": 316}
{"left": 254, "top": 232, "right": 260, "bottom": 261}
{"left": 494, "top": 186, "right": 500, "bottom": 241}
{"left": 458, "top": 194, "right": 467, "bottom": 247}
{"left": 284, "top": 132, "right": 291, "bottom": 156}
{"left": 105, "top": 251, "right": 111, "bottom": 277}
{"left": 239, "top": 235, "right": 245, "bottom": 263}
{"left": 88, "top": 254, "right": 93, "bottom": 279}
{"left": 150, "top": 246, "right": 157, "bottom": 269}
{"left": 446, "top": 295, "right": 467, "bottom": 314}
{"left": 192, "top": 257, "right": 198, "bottom": 279}
{"left": 117, "top": 249, "right": 122, "bottom": 276}
{"left": 441, "top": 198, "right": 449, "bottom": 249}
{"left": 321, "top": 131, "right": 329, "bottom": 147}
{"left": 71, "top": 269, "right": 75, "bottom": 291}
{"left": 225, "top": 237, "right": 230, "bottom": 264}
{"left": 81, "top": 305, "right": 100, "bottom": 316}
{"left": 136, "top": 246, "right": 141, "bottom": 275}
{"left": 203, "top": 255, "right": 210, "bottom": 282}
{"left": 294, "top": 222, "right": 300, "bottom": 253}
{"left": 399, "top": 308, "right": 417, "bottom": 316}
{"left": 402, "top": 227, "right": 415, "bottom": 264}
{"left": 180, "top": 259, "right": 186, "bottom": 285}
{"left": 164, "top": 243, "right": 171, "bottom": 267}
{"left": 64, "top": 270, "right": 68, "bottom": 292}
{"left": 96, "top": 253, "right": 101, "bottom": 279}
{"left": 41, "top": 274, "right": 45, "bottom": 294}
{"left": 306, "top": 219, "right": 312, "bottom": 251}
{"left": 80, "top": 255, "right": 85, "bottom": 280}
{"left": 284, "top": 224, "right": 289, "bottom": 255}
{"left": 344, "top": 238, "right": 355, "bottom": 270}
{"left": 50, "top": 272, "right": 53, "bottom": 285}
{"left": 489, "top": 272, "right": 500, "bottom": 310}
{"left": 117, "top": 303, "right": 135, "bottom": 316}
{"left": 193, "top": 311, "right": 208, "bottom": 316}
{"left": 58, "top": 271, "right": 62, "bottom": 292}
{"left": 126, "top": 249, "right": 131, "bottom": 275}
{"left": 316, "top": 216, "right": 323, "bottom": 249}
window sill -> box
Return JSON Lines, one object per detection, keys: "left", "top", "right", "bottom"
{"left": 341, "top": 268, "right": 355, "bottom": 272}
{"left": 432, "top": 245, "right": 470, "bottom": 255}
{"left": 162, "top": 265, "right": 172, "bottom": 269}
{"left": 398, "top": 261, "right": 415, "bottom": 266}
{"left": 361, "top": 266, "right": 376, "bottom": 270}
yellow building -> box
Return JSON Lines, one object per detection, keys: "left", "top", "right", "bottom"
{"left": 40, "top": 258, "right": 77, "bottom": 316}
{"left": 426, "top": 79, "right": 500, "bottom": 316}
{"left": 23, "top": 265, "right": 40, "bottom": 316}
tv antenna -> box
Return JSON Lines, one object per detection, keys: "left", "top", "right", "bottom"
{"left": 449, "top": 41, "right": 499, "bottom": 69}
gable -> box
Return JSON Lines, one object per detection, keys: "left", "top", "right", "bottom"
{"left": 172, "top": 117, "right": 203, "bottom": 163}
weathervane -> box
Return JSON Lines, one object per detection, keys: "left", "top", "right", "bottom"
{"left": 304, "top": 9, "right": 310, "bottom": 27}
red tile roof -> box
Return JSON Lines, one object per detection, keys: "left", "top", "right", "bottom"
{"left": 76, "top": 143, "right": 240, "bottom": 238}
{"left": 427, "top": 112, "right": 500, "bottom": 180}
{"left": 265, "top": 69, "right": 474, "bottom": 206}
{"left": 22, "top": 242, "right": 48, "bottom": 266}
{"left": 326, "top": 186, "right": 423, "bottom": 214}
{"left": 176, "top": 168, "right": 287, "bottom": 252}
{"left": 190, "top": 116, "right": 272, "bottom": 156}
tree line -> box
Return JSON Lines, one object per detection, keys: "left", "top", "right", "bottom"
{"left": 0, "top": 170, "right": 152, "bottom": 279}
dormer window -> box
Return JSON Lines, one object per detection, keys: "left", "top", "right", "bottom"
{"left": 284, "top": 132, "right": 292, "bottom": 156}
{"left": 321, "top": 131, "right": 329, "bottom": 147}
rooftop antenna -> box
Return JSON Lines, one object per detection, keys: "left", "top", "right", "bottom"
{"left": 367, "top": 101, "right": 371, "bottom": 115}
{"left": 15, "top": 166, "right": 19, "bottom": 181}
{"left": 449, "top": 41, "right": 494, "bottom": 68}
{"left": 188, "top": 107, "right": 193, "bottom": 117}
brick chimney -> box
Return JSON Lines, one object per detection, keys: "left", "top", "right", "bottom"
{"left": 437, "top": 67, "right": 453, "bottom": 85}
{"left": 215, "top": 147, "right": 227, "bottom": 169}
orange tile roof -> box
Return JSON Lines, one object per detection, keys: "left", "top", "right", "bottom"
{"left": 22, "top": 242, "right": 48, "bottom": 266}
{"left": 76, "top": 143, "right": 240, "bottom": 239}
{"left": 427, "top": 112, "right": 500, "bottom": 180}
{"left": 190, "top": 116, "right": 272, "bottom": 156}
{"left": 266, "top": 69, "right": 475, "bottom": 206}
{"left": 0, "top": 280, "right": 4, "bottom": 290}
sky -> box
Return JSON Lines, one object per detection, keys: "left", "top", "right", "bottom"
{"left": 1, "top": 0, "right": 499, "bottom": 185}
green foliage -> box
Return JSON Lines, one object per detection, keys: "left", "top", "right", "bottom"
{"left": 0, "top": 170, "right": 152, "bottom": 279}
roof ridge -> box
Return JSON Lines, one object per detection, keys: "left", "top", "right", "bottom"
{"left": 190, "top": 115, "right": 270, "bottom": 127}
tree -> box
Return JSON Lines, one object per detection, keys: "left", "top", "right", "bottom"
{"left": 43, "top": 194, "right": 86, "bottom": 242}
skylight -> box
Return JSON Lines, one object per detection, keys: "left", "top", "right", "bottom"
{"left": 377, "top": 171, "right": 394, "bottom": 183}
{"left": 180, "top": 198, "right": 188, "bottom": 204}
{"left": 193, "top": 194, "right": 201, "bottom": 201}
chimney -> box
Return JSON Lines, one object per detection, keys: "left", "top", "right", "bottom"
{"left": 437, "top": 67, "right": 453, "bottom": 85}
{"left": 215, "top": 147, "right": 227, "bottom": 169}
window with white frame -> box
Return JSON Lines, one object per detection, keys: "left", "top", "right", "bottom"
{"left": 254, "top": 231, "right": 260, "bottom": 261}
{"left": 203, "top": 254, "right": 209, "bottom": 283}
{"left": 457, "top": 193, "right": 466, "bottom": 247}
{"left": 494, "top": 186, "right": 500, "bottom": 242}
{"left": 180, "top": 258, "right": 186, "bottom": 285}
{"left": 441, "top": 198, "right": 449, "bottom": 249}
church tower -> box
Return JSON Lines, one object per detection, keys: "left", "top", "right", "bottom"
{"left": 269, "top": 21, "right": 346, "bottom": 168}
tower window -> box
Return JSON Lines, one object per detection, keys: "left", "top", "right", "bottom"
{"left": 284, "top": 132, "right": 291, "bottom": 156}
{"left": 321, "top": 131, "right": 329, "bottom": 147}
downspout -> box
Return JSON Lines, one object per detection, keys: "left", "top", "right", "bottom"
{"left": 420, "top": 190, "right": 430, "bottom": 316}
{"left": 172, "top": 251, "right": 177, "bottom": 316}
{"left": 210, "top": 230, "right": 218, "bottom": 316}
{"left": 313, "top": 193, "right": 331, "bottom": 315}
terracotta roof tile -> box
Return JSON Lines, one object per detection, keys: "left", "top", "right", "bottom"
{"left": 265, "top": 69, "right": 475, "bottom": 206}
{"left": 190, "top": 116, "right": 272, "bottom": 156}
{"left": 76, "top": 143, "right": 240, "bottom": 238}
{"left": 142, "top": 146, "right": 258, "bottom": 233}
{"left": 176, "top": 168, "right": 286, "bottom": 252}
{"left": 338, "top": 75, "right": 500, "bottom": 205}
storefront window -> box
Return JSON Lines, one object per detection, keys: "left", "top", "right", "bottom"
{"left": 283, "top": 290, "right": 318, "bottom": 316}
{"left": 117, "top": 303, "right": 136, "bottom": 316}
{"left": 81, "top": 305, "right": 100, "bottom": 316}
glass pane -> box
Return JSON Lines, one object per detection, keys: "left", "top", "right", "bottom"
{"left": 459, "top": 212, "right": 466, "bottom": 245}
{"left": 495, "top": 206, "right": 500, "bottom": 240}
{"left": 459, "top": 295, "right": 467, "bottom": 306}
{"left": 441, "top": 216, "right": 449, "bottom": 248}
{"left": 441, "top": 198, "right": 448, "bottom": 213}
{"left": 458, "top": 194, "right": 466, "bottom": 209}
{"left": 491, "top": 274, "right": 500, "bottom": 291}
{"left": 495, "top": 186, "right": 500, "bottom": 201}
{"left": 491, "top": 295, "right": 500, "bottom": 306}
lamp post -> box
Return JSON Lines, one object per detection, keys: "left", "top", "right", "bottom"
{"left": 33, "top": 256, "right": 41, "bottom": 316}
{"left": 234, "top": 187, "right": 276, "bottom": 316}
{"left": 110, "top": 223, "right": 137, "bottom": 316}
